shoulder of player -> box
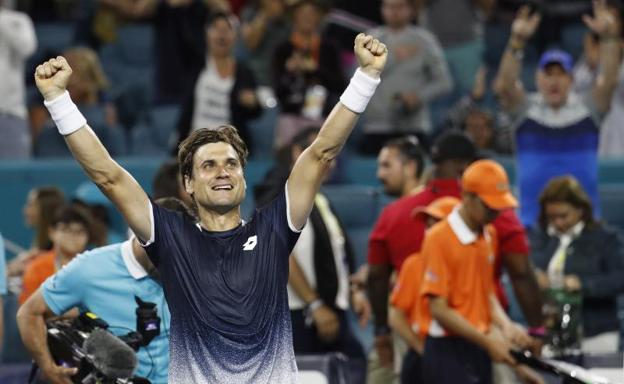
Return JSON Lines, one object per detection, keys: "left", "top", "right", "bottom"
{"left": 422, "top": 220, "right": 453, "bottom": 245}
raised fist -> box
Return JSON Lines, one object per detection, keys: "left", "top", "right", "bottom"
{"left": 34, "top": 56, "right": 73, "bottom": 101}
{"left": 354, "top": 33, "right": 388, "bottom": 79}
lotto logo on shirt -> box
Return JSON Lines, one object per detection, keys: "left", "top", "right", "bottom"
{"left": 243, "top": 235, "right": 258, "bottom": 251}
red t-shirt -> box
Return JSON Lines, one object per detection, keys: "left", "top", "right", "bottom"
{"left": 368, "top": 179, "right": 462, "bottom": 271}
{"left": 367, "top": 178, "right": 529, "bottom": 307}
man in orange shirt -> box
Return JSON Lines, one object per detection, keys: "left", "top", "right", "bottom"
{"left": 19, "top": 204, "right": 92, "bottom": 304}
{"left": 420, "top": 159, "right": 524, "bottom": 384}
{"left": 389, "top": 196, "right": 459, "bottom": 383}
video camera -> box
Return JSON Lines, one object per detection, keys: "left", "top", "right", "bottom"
{"left": 38, "top": 296, "right": 162, "bottom": 384}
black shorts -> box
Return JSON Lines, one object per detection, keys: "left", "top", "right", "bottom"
{"left": 422, "top": 336, "right": 492, "bottom": 384}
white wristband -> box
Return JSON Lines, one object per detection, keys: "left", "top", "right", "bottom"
{"left": 43, "top": 91, "right": 87, "bottom": 136}
{"left": 339, "top": 68, "right": 381, "bottom": 113}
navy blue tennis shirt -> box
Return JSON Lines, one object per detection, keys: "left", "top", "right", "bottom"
{"left": 142, "top": 187, "right": 301, "bottom": 383}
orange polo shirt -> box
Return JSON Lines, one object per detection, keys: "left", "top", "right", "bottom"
{"left": 19, "top": 250, "right": 57, "bottom": 305}
{"left": 420, "top": 208, "right": 498, "bottom": 337}
{"left": 390, "top": 253, "right": 429, "bottom": 339}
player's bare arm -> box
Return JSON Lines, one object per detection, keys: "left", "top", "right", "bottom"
{"left": 34, "top": 57, "right": 151, "bottom": 242}
{"left": 286, "top": 33, "right": 388, "bottom": 229}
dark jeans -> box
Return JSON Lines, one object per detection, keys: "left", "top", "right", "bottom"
{"left": 291, "top": 308, "right": 366, "bottom": 383}
{"left": 422, "top": 337, "right": 492, "bottom": 384}
{"left": 400, "top": 348, "right": 423, "bottom": 384}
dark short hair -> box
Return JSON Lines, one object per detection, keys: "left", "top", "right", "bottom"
{"left": 177, "top": 125, "right": 249, "bottom": 181}
{"left": 383, "top": 135, "right": 426, "bottom": 179}
{"left": 155, "top": 197, "right": 195, "bottom": 219}
{"left": 430, "top": 131, "right": 477, "bottom": 164}
{"left": 153, "top": 159, "right": 180, "bottom": 200}
{"left": 206, "top": 11, "right": 235, "bottom": 29}
{"left": 52, "top": 204, "right": 94, "bottom": 240}
{"left": 538, "top": 175, "right": 595, "bottom": 229}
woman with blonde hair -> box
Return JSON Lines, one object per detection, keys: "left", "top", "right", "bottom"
{"left": 530, "top": 175, "right": 624, "bottom": 352}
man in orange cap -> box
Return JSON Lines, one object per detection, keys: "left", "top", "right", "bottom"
{"left": 420, "top": 159, "right": 529, "bottom": 384}
{"left": 389, "top": 196, "right": 460, "bottom": 384}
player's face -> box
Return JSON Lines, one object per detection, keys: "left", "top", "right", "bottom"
{"left": 187, "top": 142, "right": 246, "bottom": 212}
{"left": 536, "top": 64, "right": 573, "bottom": 109}
{"left": 377, "top": 147, "right": 406, "bottom": 197}
{"left": 545, "top": 201, "right": 583, "bottom": 234}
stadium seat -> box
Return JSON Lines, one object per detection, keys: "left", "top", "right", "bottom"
{"left": 599, "top": 184, "right": 624, "bottom": 230}
{"left": 322, "top": 185, "right": 380, "bottom": 227}
{"left": 130, "top": 121, "right": 171, "bottom": 157}
{"left": 149, "top": 105, "right": 181, "bottom": 150}
{"left": 345, "top": 227, "right": 372, "bottom": 267}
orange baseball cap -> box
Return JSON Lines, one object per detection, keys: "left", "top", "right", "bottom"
{"left": 412, "top": 196, "right": 461, "bottom": 220}
{"left": 462, "top": 159, "right": 518, "bottom": 210}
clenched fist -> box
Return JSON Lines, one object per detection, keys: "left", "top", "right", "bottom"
{"left": 354, "top": 33, "right": 388, "bottom": 79}
{"left": 34, "top": 56, "right": 73, "bottom": 101}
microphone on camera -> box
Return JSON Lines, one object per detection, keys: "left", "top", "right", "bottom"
{"left": 83, "top": 328, "right": 138, "bottom": 378}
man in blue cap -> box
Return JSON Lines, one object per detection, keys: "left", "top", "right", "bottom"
{"left": 493, "top": 0, "right": 621, "bottom": 227}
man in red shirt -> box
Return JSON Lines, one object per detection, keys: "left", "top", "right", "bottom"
{"left": 368, "top": 131, "right": 543, "bottom": 370}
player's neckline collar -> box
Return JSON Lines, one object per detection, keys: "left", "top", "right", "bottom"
{"left": 195, "top": 220, "right": 246, "bottom": 235}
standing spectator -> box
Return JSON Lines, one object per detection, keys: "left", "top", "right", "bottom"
{"left": 530, "top": 175, "right": 624, "bottom": 352}
{"left": 376, "top": 135, "right": 426, "bottom": 198}
{"left": 256, "top": 128, "right": 370, "bottom": 383}
{"left": 368, "top": 132, "right": 543, "bottom": 379}
{"left": 0, "top": 1, "right": 37, "bottom": 158}
{"left": 7, "top": 187, "right": 65, "bottom": 278}
{"left": 177, "top": 12, "right": 261, "bottom": 149}
{"left": 100, "top": 0, "right": 230, "bottom": 104}
{"left": 240, "top": 0, "right": 291, "bottom": 86}
{"left": 493, "top": 2, "right": 621, "bottom": 226}
{"left": 361, "top": 0, "right": 452, "bottom": 155}
{"left": 416, "top": 0, "right": 493, "bottom": 97}
{"left": 389, "top": 196, "right": 460, "bottom": 384}
{"left": 420, "top": 160, "right": 527, "bottom": 383}
{"left": 19, "top": 204, "right": 93, "bottom": 305}
{"left": 573, "top": 4, "right": 624, "bottom": 157}
{"left": 462, "top": 108, "right": 511, "bottom": 156}
{"left": 272, "top": 0, "right": 346, "bottom": 149}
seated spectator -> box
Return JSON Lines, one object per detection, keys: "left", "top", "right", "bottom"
{"left": 19, "top": 204, "right": 93, "bottom": 305}
{"left": 272, "top": 0, "right": 346, "bottom": 149}
{"left": 240, "top": 0, "right": 291, "bottom": 87}
{"left": 254, "top": 128, "right": 370, "bottom": 382}
{"left": 530, "top": 175, "right": 624, "bottom": 352}
{"left": 493, "top": 3, "right": 621, "bottom": 225}
{"left": 360, "top": 0, "right": 452, "bottom": 155}
{"left": 0, "top": 2, "right": 36, "bottom": 159}
{"left": 30, "top": 47, "right": 118, "bottom": 140}
{"left": 463, "top": 108, "right": 512, "bottom": 156}
{"left": 177, "top": 12, "right": 261, "bottom": 150}
{"left": 7, "top": 187, "right": 65, "bottom": 278}
{"left": 573, "top": 5, "right": 624, "bottom": 157}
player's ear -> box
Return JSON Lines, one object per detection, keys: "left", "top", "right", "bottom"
{"left": 184, "top": 174, "right": 194, "bottom": 195}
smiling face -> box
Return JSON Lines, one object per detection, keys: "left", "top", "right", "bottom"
{"left": 184, "top": 142, "right": 246, "bottom": 214}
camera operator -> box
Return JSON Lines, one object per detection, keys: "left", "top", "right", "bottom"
{"left": 17, "top": 198, "right": 190, "bottom": 384}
